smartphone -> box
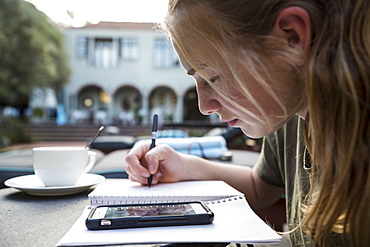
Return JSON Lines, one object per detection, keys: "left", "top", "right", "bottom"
{"left": 85, "top": 201, "right": 214, "bottom": 230}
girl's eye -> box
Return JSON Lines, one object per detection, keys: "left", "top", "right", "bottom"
{"left": 204, "top": 76, "right": 219, "bottom": 85}
{"left": 210, "top": 76, "right": 219, "bottom": 83}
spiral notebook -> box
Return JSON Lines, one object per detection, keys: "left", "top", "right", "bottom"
{"left": 58, "top": 180, "right": 281, "bottom": 246}
{"left": 88, "top": 179, "right": 245, "bottom": 206}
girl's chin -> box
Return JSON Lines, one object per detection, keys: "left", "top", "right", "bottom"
{"left": 239, "top": 124, "right": 272, "bottom": 139}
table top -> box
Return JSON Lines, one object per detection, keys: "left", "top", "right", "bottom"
{"left": 0, "top": 181, "right": 233, "bottom": 247}
{"left": 0, "top": 187, "right": 89, "bottom": 247}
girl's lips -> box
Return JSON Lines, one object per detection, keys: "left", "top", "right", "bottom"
{"left": 226, "top": 119, "right": 238, "bottom": 127}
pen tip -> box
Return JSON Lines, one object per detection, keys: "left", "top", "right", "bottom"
{"left": 147, "top": 175, "right": 153, "bottom": 188}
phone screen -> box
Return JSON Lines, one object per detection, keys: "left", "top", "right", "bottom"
{"left": 91, "top": 203, "right": 208, "bottom": 219}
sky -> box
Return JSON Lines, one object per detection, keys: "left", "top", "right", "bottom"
{"left": 25, "top": 0, "right": 169, "bottom": 27}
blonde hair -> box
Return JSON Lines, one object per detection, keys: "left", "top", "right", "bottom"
{"left": 164, "top": 1, "right": 306, "bottom": 129}
{"left": 163, "top": 0, "right": 370, "bottom": 246}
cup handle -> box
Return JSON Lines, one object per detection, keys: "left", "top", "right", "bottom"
{"left": 85, "top": 151, "right": 97, "bottom": 172}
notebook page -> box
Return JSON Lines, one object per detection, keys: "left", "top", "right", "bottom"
{"left": 89, "top": 180, "right": 244, "bottom": 206}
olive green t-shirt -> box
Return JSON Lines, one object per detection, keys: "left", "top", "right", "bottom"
{"left": 256, "top": 115, "right": 313, "bottom": 246}
{"left": 256, "top": 115, "right": 345, "bottom": 247}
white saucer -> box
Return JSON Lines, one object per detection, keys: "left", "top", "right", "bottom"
{"left": 4, "top": 173, "right": 105, "bottom": 196}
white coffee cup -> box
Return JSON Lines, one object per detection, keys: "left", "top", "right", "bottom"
{"left": 32, "top": 146, "right": 97, "bottom": 187}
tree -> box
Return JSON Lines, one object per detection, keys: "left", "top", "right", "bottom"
{"left": 0, "top": 0, "right": 70, "bottom": 108}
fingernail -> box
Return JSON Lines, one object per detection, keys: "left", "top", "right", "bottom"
{"left": 141, "top": 172, "right": 150, "bottom": 177}
{"left": 148, "top": 165, "right": 155, "bottom": 174}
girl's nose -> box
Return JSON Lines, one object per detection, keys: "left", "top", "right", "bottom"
{"left": 197, "top": 88, "right": 221, "bottom": 115}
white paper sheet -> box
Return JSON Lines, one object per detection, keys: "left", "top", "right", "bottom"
{"left": 58, "top": 198, "right": 281, "bottom": 246}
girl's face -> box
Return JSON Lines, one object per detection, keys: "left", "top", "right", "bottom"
{"left": 178, "top": 53, "right": 306, "bottom": 138}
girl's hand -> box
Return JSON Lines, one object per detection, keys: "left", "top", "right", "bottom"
{"left": 125, "top": 143, "right": 190, "bottom": 185}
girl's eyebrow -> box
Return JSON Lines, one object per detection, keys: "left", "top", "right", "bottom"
{"left": 187, "top": 64, "right": 207, "bottom": 76}
{"left": 187, "top": 69, "right": 196, "bottom": 75}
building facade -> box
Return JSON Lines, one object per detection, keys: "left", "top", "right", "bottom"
{"left": 62, "top": 22, "right": 213, "bottom": 126}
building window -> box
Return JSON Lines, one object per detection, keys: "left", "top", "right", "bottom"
{"left": 94, "top": 38, "right": 117, "bottom": 69}
{"left": 76, "top": 37, "right": 88, "bottom": 58}
{"left": 120, "top": 37, "right": 138, "bottom": 60}
{"left": 83, "top": 97, "right": 94, "bottom": 108}
{"left": 154, "top": 38, "right": 179, "bottom": 68}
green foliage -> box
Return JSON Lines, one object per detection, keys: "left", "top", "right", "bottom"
{"left": 32, "top": 107, "right": 44, "bottom": 118}
{"left": 0, "top": 117, "right": 35, "bottom": 147}
{"left": 0, "top": 0, "right": 70, "bottom": 107}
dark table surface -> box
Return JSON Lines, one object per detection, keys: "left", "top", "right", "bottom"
{"left": 0, "top": 187, "right": 90, "bottom": 247}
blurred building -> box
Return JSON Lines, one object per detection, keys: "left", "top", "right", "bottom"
{"left": 61, "top": 21, "right": 212, "bottom": 126}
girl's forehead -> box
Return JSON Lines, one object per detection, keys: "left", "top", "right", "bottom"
{"left": 177, "top": 52, "right": 216, "bottom": 75}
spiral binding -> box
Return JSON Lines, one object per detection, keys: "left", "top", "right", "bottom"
{"left": 89, "top": 194, "right": 245, "bottom": 207}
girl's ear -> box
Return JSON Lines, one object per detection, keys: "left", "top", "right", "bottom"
{"left": 270, "top": 7, "right": 311, "bottom": 55}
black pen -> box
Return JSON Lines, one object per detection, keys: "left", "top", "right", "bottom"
{"left": 148, "top": 114, "right": 158, "bottom": 188}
